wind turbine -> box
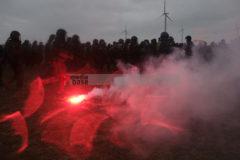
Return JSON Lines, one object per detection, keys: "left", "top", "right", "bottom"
{"left": 179, "top": 26, "right": 184, "bottom": 43}
{"left": 161, "top": 0, "right": 173, "bottom": 33}
{"left": 123, "top": 26, "right": 128, "bottom": 40}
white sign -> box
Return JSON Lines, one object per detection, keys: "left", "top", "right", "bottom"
{"left": 69, "top": 74, "right": 122, "bottom": 86}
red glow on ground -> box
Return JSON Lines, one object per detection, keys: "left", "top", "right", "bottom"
{"left": 22, "top": 77, "right": 44, "bottom": 118}
{"left": 68, "top": 95, "right": 87, "bottom": 105}
{"left": 0, "top": 111, "right": 29, "bottom": 153}
{"left": 40, "top": 108, "right": 67, "bottom": 124}
{"left": 1, "top": 76, "right": 185, "bottom": 159}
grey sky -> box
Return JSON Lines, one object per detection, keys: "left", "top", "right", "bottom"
{"left": 0, "top": 0, "right": 239, "bottom": 44}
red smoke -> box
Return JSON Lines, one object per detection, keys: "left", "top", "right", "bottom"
{"left": 2, "top": 74, "right": 184, "bottom": 159}
{"left": 22, "top": 77, "right": 44, "bottom": 118}
{"left": 0, "top": 78, "right": 44, "bottom": 154}
{"left": 40, "top": 97, "right": 108, "bottom": 158}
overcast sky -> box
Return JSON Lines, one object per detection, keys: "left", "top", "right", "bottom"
{"left": 0, "top": 0, "right": 240, "bottom": 44}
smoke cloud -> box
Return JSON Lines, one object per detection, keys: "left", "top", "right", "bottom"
{"left": 95, "top": 44, "right": 240, "bottom": 156}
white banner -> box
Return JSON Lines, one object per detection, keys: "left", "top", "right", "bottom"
{"left": 68, "top": 74, "right": 122, "bottom": 86}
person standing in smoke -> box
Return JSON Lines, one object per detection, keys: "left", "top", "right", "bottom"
{"left": 184, "top": 35, "right": 194, "bottom": 57}
{"left": 198, "top": 41, "right": 213, "bottom": 62}
{"left": 158, "top": 32, "right": 172, "bottom": 56}
{"left": 150, "top": 39, "right": 158, "bottom": 57}
{"left": 129, "top": 36, "right": 140, "bottom": 65}
{"left": 5, "top": 31, "right": 24, "bottom": 88}
{"left": 123, "top": 38, "right": 131, "bottom": 63}
{"left": 168, "top": 36, "right": 176, "bottom": 48}
{"left": 139, "top": 40, "right": 150, "bottom": 63}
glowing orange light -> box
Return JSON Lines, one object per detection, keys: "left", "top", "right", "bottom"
{"left": 68, "top": 95, "right": 87, "bottom": 105}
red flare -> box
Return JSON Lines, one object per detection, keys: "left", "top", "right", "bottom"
{"left": 68, "top": 95, "right": 87, "bottom": 105}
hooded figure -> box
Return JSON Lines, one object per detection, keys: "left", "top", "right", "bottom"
{"left": 184, "top": 35, "right": 194, "bottom": 57}
{"left": 5, "top": 31, "right": 24, "bottom": 88}
{"left": 158, "top": 32, "right": 172, "bottom": 55}
{"left": 43, "top": 29, "right": 73, "bottom": 94}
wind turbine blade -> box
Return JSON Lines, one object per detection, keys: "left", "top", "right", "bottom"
{"left": 164, "top": 0, "right": 166, "bottom": 12}
{"left": 166, "top": 15, "right": 173, "bottom": 22}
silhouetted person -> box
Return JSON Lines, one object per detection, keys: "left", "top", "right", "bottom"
{"left": 210, "top": 41, "right": 217, "bottom": 49}
{"left": 66, "top": 37, "right": 72, "bottom": 46}
{"left": 91, "top": 39, "right": 100, "bottom": 69}
{"left": 0, "top": 44, "right": 4, "bottom": 86}
{"left": 98, "top": 39, "right": 108, "bottom": 72}
{"left": 115, "top": 39, "right": 125, "bottom": 62}
{"left": 22, "top": 40, "right": 31, "bottom": 67}
{"left": 158, "top": 32, "right": 172, "bottom": 55}
{"left": 41, "top": 34, "right": 56, "bottom": 78}
{"left": 37, "top": 42, "right": 44, "bottom": 64}
{"left": 107, "top": 41, "right": 117, "bottom": 72}
{"left": 198, "top": 41, "right": 213, "bottom": 62}
{"left": 45, "top": 34, "right": 55, "bottom": 62}
{"left": 83, "top": 42, "right": 92, "bottom": 65}
{"left": 68, "top": 34, "right": 83, "bottom": 70}
{"left": 139, "top": 40, "right": 150, "bottom": 62}
{"left": 129, "top": 36, "right": 139, "bottom": 64}
{"left": 184, "top": 36, "right": 194, "bottom": 57}
{"left": 43, "top": 29, "right": 74, "bottom": 93}
{"left": 123, "top": 38, "right": 131, "bottom": 62}
{"left": 150, "top": 39, "right": 158, "bottom": 57}
{"left": 5, "top": 31, "right": 24, "bottom": 88}
{"left": 168, "top": 36, "right": 176, "bottom": 47}
{"left": 52, "top": 29, "right": 68, "bottom": 59}
{"left": 218, "top": 39, "right": 228, "bottom": 49}
{"left": 31, "top": 41, "right": 39, "bottom": 66}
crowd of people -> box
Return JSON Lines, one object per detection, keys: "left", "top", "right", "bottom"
{"left": 0, "top": 28, "right": 235, "bottom": 89}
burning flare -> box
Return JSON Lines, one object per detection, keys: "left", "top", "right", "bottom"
{"left": 68, "top": 95, "right": 87, "bottom": 105}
